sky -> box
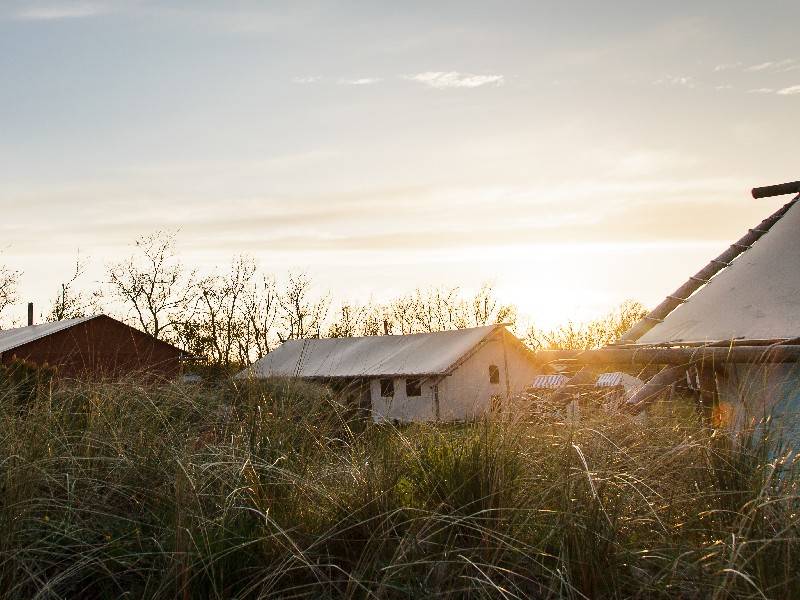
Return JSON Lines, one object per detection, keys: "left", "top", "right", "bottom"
{"left": 1, "top": 0, "right": 800, "bottom": 329}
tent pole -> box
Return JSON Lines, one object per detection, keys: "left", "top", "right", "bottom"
{"left": 537, "top": 345, "right": 800, "bottom": 365}
{"left": 626, "top": 364, "right": 693, "bottom": 412}
{"left": 549, "top": 366, "right": 595, "bottom": 405}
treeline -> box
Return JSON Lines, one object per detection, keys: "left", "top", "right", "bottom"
{"left": 0, "top": 231, "right": 648, "bottom": 367}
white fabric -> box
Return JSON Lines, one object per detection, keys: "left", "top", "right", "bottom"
{"left": 238, "top": 325, "right": 502, "bottom": 379}
{"left": 639, "top": 201, "right": 800, "bottom": 344}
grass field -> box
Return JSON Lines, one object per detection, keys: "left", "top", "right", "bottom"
{"left": 0, "top": 376, "right": 797, "bottom": 599}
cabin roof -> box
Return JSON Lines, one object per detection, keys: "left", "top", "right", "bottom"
{"left": 0, "top": 316, "right": 96, "bottom": 354}
{"left": 238, "top": 324, "right": 517, "bottom": 379}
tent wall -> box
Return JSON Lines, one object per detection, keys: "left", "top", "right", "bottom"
{"left": 437, "top": 329, "right": 540, "bottom": 420}
{"left": 717, "top": 363, "right": 800, "bottom": 447}
{"left": 371, "top": 329, "right": 540, "bottom": 423}
{"left": 370, "top": 377, "right": 438, "bottom": 422}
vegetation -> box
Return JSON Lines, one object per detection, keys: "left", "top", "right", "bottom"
{"left": 0, "top": 231, "right": 645, "bottom": 376}
{"left": 0, "top": 377, "right": 796, "bottom": 599}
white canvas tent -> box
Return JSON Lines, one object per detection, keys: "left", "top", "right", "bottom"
{"left": 617, "top": 189, "right": 800, "bottom": 446}
{"left": 537, "top": 183, "right": 800, "bottom": 448}
{"left": 635, "top": 199, "right": 800, "bottom": 345}
{"left": 237, "top": 324, "right": 541, "bottom": 423}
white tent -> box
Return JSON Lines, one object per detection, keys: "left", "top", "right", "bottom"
{"left": 637, "top": 199, "right": 800, "bottom": 345}
{"left": 622, "top": 194, "right": 800, "bottom": 447}
{"left": 238, "top": 325, "right": 541, "bottom": 423}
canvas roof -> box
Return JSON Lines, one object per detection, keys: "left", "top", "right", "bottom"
{"left": 638, "top": 199, "right": 800, "bottom": 345}
{"left": 0, "top": 316, "right": 96, "bottom": 354}
{"left": 239, "top": 324, "right": 508, "bottom": 379}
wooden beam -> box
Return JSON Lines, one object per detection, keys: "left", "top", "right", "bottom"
{"left": 752, "top": 181, "right": 800, "bottom": 199}
{"left": 537, "top": 345, "right": 800, "bottom": 366}
{"left": 626, "top": 365, "right": 688, "bottom": 412}
{"left": 548, "top": 366, "right": 595, "bottom": 405}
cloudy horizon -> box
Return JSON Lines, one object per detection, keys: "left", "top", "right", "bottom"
{"left": 2, "top": 0, "right": 799, "bottom": 328}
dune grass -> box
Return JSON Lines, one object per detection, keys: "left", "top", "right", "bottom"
{"left": 0, "top": 376, "right": 797, "bottom": 599}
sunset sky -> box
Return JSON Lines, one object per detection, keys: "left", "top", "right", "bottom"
{"left": 2, "top": 0, "right": 799, "bottom": 329}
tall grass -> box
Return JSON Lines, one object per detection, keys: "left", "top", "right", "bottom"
{"left": 0, "top": 377, "right": 797, "bottom": 599}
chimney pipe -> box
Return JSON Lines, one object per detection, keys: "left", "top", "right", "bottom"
{"left": 27, "top": 302, "right": 34, "bottom": 326}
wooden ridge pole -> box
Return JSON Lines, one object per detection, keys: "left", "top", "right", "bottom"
{"left": 619, "top": 197, "right": 798, "bottom": 344}
{"left": 537, "top": 345, "right": 800, "bottom": 365}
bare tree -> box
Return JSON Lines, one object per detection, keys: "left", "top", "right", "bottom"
{"left": 48, "top": 253, "right": 103, "bottom": 321}
{"left": 327, "top": 303, "right": 367, "bottom": 338}
{"left": 0, "top": 260, "right": 21, "bottom": 326}
{"left": 471, "top": 283, "right": 515, "bottom": 326}
{"left": 277, "top": 273, "right": 329, "bottom": 341}
{"left": 412, "top": 287, "right": 459, "bottom": 332}
{"left": 107, "top": 231, "right": 196, "bottom": 341}
{"left": 525, "top": 300, "right": 648, "bottom": 350}
{"left": 389, "top": 295, "right": 416, "bottom": 335}
{"left": 359, "top": 302, "right": 388, "bottom": 336}
{"left": 240, "top": 274, "right": 278, "bottom": 361}
{"left": 190, "top": 256, "right": 256, "bottom": 368}
{"left": 382, "top": 284, "right": 515, "bottom": 335}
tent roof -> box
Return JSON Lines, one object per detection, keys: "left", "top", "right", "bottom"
{"left": 238, "top": 324, "right": 510, "bottom": 379}
{"left": 0, "top": 316, "right": 96, "bottom": 354}
{"left": 638, "top": 199, "right": 800, "bottom": 345}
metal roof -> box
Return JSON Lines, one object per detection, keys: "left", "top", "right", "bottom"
{"left": 0, "top": 316, "right": 96, "bottom": 354}
{"left": 596, "top": 371, "right": 644, "bottom": 390}
{"left": 637, "top": 199, "right": 800, "bottom": 345}
{"left": 529, "top": 374, "right": 568, "bottom": 389}
{"left": 238, "top": 324, "right": 508, "bottom": 379}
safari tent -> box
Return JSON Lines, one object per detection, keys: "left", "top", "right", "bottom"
{"left": 237, "top": 324, "right": 541, "bottom": 423}
{"left": 540, "top": 181, "right": 800, "bottom": 447}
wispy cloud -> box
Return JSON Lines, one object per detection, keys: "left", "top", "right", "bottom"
{"left": 291, "top": 76, "right": 322, "bottom": 84}
{"left": 652, "top": 75, "right": 695, "bottom": 88}
{"left": 13, "top": 2, "right": 108, "bottom": 20}
{"left": 777, "top": 84, "right": 800, "bottom": 95}
{"left": 405, "top": 71, "right": 504, "bottom": 89}
{"left": 338, "top": 77, "right": 382, "bottom": 86}
{"left": 714, "top": 62, "right": 743, "bottom": 72}
{"left": 747, "top": 85, "right": 800, "bottom": 95}
{"left": 745, "top": 58, "right": 799, "bottom": 73}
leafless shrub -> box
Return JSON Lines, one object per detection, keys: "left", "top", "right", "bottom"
{"left": 277, "top": 272, "right": 330, "bottom": 342}
{"left": 107, "top": 231, "right": 197, "bottom": 342}
{"left": 0, "top": 259, "right": 21, "bottom": 325}
{"left": 47, "top": 253, "right": 103, "bottom": 321}
{"left": 527, "top": 299, "right": 648, "bottom": 350}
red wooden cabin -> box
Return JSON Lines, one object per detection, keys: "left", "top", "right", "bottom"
{"left": 0, "top": 314, "right": 186, "bottom": 379}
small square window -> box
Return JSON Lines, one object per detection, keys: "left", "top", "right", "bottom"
{"left": 380, "top": 378, "right": 394, "bottom": 397}
{"left": 489, "top": 365, "right": 500, "bottom": 384}
{"left": 406, "top": 378, "right": 422, "bottom": 397}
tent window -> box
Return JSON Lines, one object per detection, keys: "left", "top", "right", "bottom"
{"left": 380, "top": 378, "right": 394, "bottom": 397}
{"left": 406, "top": 378, "right": 422, "bottom": 397}
{"left": 489, "top": 365, "right": 500, "bottom": 384}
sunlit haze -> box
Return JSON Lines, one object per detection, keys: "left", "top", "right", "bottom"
{"left": 2, "top": 1, "right": 799, "bottom": 329}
